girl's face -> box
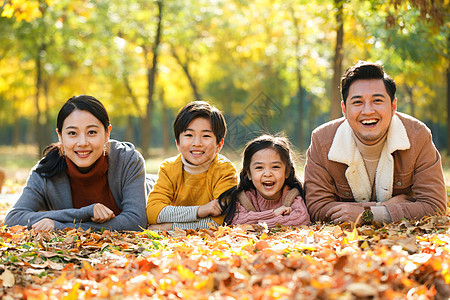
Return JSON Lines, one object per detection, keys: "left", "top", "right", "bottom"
{"left": 57, "top": 109, "right": 111, "bottom": 172}
{"left": 248, "top": 148, "right": 288, "bottom": 200}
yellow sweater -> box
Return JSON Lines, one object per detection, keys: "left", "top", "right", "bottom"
{"left": 146, "top": 154, "right": 238, "bottom": 225}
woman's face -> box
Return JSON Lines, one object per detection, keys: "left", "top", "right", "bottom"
{"left": 57, "top": 109, "right": 111, "bottom": 172}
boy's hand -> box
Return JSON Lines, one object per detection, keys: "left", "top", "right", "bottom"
{"left": 92, "top": 203, "right": 115, "bottom": 223}
{"left": 273, "top": 206, "right": 293, "bottom": 216}
{"left": 197, "top": 199, "right": 222, "bottom": 218}
{"left": 32, "top": 218, "right": 55, "bottom": 231}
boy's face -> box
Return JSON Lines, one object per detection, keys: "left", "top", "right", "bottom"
{"left": 176, "top": 117, "right": 224, "bottom": 166}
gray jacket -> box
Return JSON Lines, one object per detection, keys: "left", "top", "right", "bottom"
{"left": 4, "top": 140, "right": 149, "bottom": 231}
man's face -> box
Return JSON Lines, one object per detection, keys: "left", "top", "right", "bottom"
{"left": 341, "top": 79, "right": 397, "bottom": 146}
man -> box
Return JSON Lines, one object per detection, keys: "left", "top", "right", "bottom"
{"left": 304, "top": 61, "right": 447, "bottom": 224}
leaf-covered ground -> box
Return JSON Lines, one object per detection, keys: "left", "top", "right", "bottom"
{"left": 0, "top": 190, "right": 449, "bottom": 299}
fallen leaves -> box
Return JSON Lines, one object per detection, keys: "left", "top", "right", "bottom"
{"left": 0, "top": 215, "right": 449, "bottom": 299}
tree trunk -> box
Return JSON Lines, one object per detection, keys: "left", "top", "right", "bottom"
{"left": 290, "top": 7, "right": 304, "bottom": 150}
{"left": 447, "top": 48, "right": 450, "bottom": 155}
{"left": 12, "top": 104, "right": 20, "bottom": 147}
{"left": 35, "top": 44, "right": 44, "bottom": 156}
{"left": 406, "top": 85, "right": 415, "bottom": 117}
{"left": 125, "top": 115, "right": 134, "bottom": 142}
{"left": 43, "top": 75, "right": 51, "bottom": 146}
{"left": 330, "top": 0, "right": 344, "bottom": 120}
{"left": 172, "top": 48, "right": 202, "bottom": 100}
{"left": 122, "top": 69, "right": 139, "bottom": 144}
{"left": 140, "top": 0, "right": 163, "bottom": 158}
{"left": 161, "top": 89, "right": 170, "bottom": 153}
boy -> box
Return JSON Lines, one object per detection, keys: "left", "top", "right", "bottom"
{"left": 146, "top": 101, "right": 238, "bottom": 230}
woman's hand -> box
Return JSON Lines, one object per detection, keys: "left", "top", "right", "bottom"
{"left": 92, "top": 203, "right": 115, "bottom": 223}
{"left": 32, "top": 218, "right": 55, "bottom": 231}
{"left": 197, "top": 199, "right": 223, "bottom": 218}
{"left": 273, "top": 206, "right": 293, "bottom": 216}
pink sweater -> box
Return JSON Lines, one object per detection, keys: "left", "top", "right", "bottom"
{"left": 230, "top": 187, "right": 310, "bottom": 227}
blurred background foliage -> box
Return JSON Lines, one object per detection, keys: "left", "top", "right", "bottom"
{"left": 0, "top": 0, "right": 448, "bottom": 161}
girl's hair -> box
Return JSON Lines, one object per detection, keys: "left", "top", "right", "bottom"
{"left": 219, "top": 134, "right": 304, "bottom": 225}
{"left": 35, "top": 95, "right": 110, "bottom": 178}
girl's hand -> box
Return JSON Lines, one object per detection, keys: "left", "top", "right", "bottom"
{"left": 32, "top": 218, "right": 55, "bottom": 231}
{"left": 197, "top": 199, "right": 223, "bottom": 218}
{"left": 92, "top": 203, "right": 115, "bottom": 223}
{"left": 273, "top": 206, "right": 293, "bottom": 216}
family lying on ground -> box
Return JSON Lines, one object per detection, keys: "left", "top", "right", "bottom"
{"left": 3, "top": 61, "right": 447, "bottom": 232}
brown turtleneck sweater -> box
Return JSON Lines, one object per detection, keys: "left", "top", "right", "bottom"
{"left": 66, "top": 155, "right": 121, "bottom": 216}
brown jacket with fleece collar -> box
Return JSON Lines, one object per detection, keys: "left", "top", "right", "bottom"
{"left": 304, "top": 112, "right": 447, "bottom": 223}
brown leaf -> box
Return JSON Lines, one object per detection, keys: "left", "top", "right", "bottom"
{"left": 0, "top": 269, "right": 15, "bottom": 287}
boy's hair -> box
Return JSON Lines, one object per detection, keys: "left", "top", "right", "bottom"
{"left": 340, "top": 61, "right": 396, "bottom": 105}
{"left": 173, "top": 101, "right": 227, "bottom": 144}
{"left": 219, "top": 134, "right": 304, "bottom": 225}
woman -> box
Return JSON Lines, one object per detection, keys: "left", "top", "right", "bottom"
{"left": 4, "top": 95, "right": 150, "bottom": 231}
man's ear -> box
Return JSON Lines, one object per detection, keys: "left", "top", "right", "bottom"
{"left": 341, "top": 101, "right": 347, "bottom": 118}
{"left": 392, "top": 98, "right": 397, "bottom": 113}
{"left": 216, "top": 138, "right": 224, "bottom": 152}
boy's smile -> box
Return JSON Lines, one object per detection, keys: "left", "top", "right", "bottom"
{"left": 176, "top": 117, "right": 224, "bottom": 166}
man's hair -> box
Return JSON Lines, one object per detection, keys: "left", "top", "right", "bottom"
{"left": 173, "top": 101, "right": 227, "bottom": 144}
{"left": 340, "top": 61, "right": 396, "bottom": 105}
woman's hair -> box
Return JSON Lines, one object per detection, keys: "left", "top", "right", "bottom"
{"left": 35, "top": 95, "right": 110, "bottom": 178}
{"left": 219, "top": 134, "right": 304, "bottom": 225}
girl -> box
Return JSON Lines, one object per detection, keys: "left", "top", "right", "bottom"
{"left": 219, "top": 134, "right": 310, "bottom": 227}
{"left": 5, "top": 95, "right": 151, "bottom": 231}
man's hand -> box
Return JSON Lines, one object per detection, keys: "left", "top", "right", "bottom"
{"left": 32, "top": 218, "right": 55, "bottom": 231}
{"left": 92, "top": 203, "right": 115, "bottom": 223}
{"left": 273, "top": 206, "right": 293, "bottom": 216}
{"left": 197, "top": 199, "right": 222, "bottom": 218}
{"left": 326, "top": 203, "right": 364, "bottom": 224}
{"left": 148, "top": 223, "right": 173, "bottom": 231}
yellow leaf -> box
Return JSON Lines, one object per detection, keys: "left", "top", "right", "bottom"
{"left": 260, "top": 232, "right": 269, "bottom": 240}
{"left": 177, "top": 265, "right": 195, "bottom": 281}
{"left": 266, "top": 285, "right": 291, "bottom": 297}
{"left": 444, "top": 273, "right": 450, "bottom": 284}
{"left": 344, "top": 226, "right": 359, "bottom": 241}
{"left": 1, "top": 4, "right": 14, "bottom": 18}
{"left": 62, "top": 282, "right": 81, "bottom": 300}
{"left": 296, "top": 244, "right": 317, "bottom": 251}
{"left": 53, "top": 272, "right": 67, "bottom": 285}
{"left": 82, "top": 261, "right": 94, "bottom": 272}
{"left": 232, "top": 268, "right": 250, "bottom": 280}
{"left": 360, "top": 240, "right": 369, "bottom": 249}
{"left": 194, "top": 274, "right": 214, "bottom": 291}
